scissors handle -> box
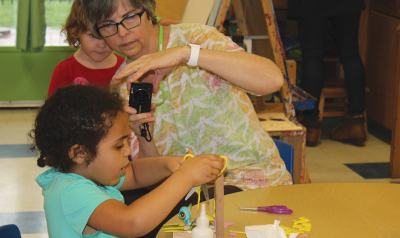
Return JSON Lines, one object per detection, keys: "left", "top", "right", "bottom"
{"left": 219, "top": 156, "right": 229, "bottom": 176}
{"left": 239, "top": 205, "right": 293, "bottom": 214}
{"left": 258, "top": 205, "right": 293, "bottom": 214}
{"left": 183, "top": 154, "right": 195, "bottom": 161}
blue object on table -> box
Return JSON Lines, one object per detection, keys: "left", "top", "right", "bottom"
{"left": 0, "top": 224, "right": 22, "bottom": 238}
{"left": 272, "top": 139, "right": 294, "bottom": 179}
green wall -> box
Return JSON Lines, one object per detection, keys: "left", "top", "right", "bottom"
{"left": 0, "top": 47, "right": 77, "bottom": 102}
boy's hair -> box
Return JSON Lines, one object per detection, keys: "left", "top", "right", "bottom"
{"left": 62, "top": 0, "right": 88, "bottom": 48}
{"left": 82, "top": 0, "right": 157, "bottom": 39}
{"left": 30, "top": 85, "right": 125, "bottom": 172}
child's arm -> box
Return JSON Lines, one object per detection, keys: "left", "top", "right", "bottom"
{"left": 87, "top": 154, "right": 224, "bottom": 237}
{"left": 119, "top": 155, "right": 182, "bottom": 191}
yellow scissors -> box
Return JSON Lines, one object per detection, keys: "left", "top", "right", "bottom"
{"left": 183, "top": 154, "right": 228, "bottom": 206}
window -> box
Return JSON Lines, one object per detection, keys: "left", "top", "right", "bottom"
{"left": 0, "top": 0, "right": 74, "bottom": 47}
{"left": 45, "top": 0, "right": 73, "bottom": 46}
{"left": 0, "top": 0, "right": 18, "bottom": 46}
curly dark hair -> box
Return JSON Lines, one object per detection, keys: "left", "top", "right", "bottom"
{"left": 30, "top": 85, "right": 125, "bottom": 172}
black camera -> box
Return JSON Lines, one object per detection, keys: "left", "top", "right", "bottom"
{"left": 129, "top": 83, "right": 153, "bottom": 114}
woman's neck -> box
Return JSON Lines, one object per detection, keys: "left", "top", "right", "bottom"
{"left": 128, "top": 24, "right": 170, "bottom": 61}
{"left": 74, "top": 48, "right": 117, "bottom": 69}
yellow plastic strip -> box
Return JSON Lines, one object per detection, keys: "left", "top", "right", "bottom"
{"left": 229, "top": 230, "right": 246, "bottom": 235}
{"left": 196, "top": 186, "right": 201, "bottom": 209}
{"left": 163, "top": 223, "right": 186, "bottom": 227}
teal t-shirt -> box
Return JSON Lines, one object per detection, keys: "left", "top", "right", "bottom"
{"left": 36, "top": 168, "right": 125, "bottom": 238}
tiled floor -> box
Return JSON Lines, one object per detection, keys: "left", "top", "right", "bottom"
{"left": 0, "top": 109, "right": 48, "bottom": 237}
{"left": 306, "top": 117, "right": 399, "bottom": 184}
{"left": 0, "top": 108, "right": 398, "bottom": 237}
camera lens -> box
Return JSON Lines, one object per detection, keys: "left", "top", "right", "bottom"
{"left": 133, "top": 90, "right": 150, "bottom": 103}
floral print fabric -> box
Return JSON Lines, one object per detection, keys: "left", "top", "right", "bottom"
{"left": 111, "top": 23, "right": 292, "bottom": 189}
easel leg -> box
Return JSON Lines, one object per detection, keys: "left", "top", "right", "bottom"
{"left": 214, "top": 176, "right": 224, "bottom": 238}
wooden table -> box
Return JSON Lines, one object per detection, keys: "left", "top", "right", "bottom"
{"left": 157, "top": 183, "right": 400, "bottom": 238}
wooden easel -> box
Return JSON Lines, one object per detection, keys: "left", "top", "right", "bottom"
{"left": 213, "top": 0, "right": 310, "bottom": 185}
{"left": 214, "top": 0, "right": 295, "bottom": 119}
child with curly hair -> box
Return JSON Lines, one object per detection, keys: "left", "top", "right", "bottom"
{"left": 31, "top": 85, "right": 224, "bottom": 237}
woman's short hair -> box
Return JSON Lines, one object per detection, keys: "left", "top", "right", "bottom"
{"left": 62, "top": 0, "right": 88, "bottom": 48}
{"left": 82, "top": 0, "right": 157, "bottom": 39}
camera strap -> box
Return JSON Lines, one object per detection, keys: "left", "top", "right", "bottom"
{"left": 140, "top": 123, "right": 152, "bottom": 142}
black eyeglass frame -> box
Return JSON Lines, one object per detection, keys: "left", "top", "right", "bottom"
{"left": 96, "top": 8, "right": 146, "bottom": 38}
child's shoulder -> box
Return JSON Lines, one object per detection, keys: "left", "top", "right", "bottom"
{"left": 114, "top": 53, "right": 125, "bottom": 61}
{"left": 54, "top": 54, "right": 79, "bottom": 70}
{"left": 114, "top": 53, "right": 126, "bottom": 68}
{"left": 36, "top": 168, "right": 96, "bottom": 192}
{"left": 36, "top": 169, "right": 124, "bottom": 199}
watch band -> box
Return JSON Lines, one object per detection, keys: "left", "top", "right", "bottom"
{"left": 187, "top": 43, "right": 200, "bottom": 66}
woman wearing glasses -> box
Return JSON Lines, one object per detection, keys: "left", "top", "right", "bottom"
{"left": 82, "top": 0, "right": 291, "bottom": 189}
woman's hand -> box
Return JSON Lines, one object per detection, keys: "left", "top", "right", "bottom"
{"left": 123, "top": 99, "right": 156, "bottom": 137}
{"left": 114, "top": 46, "right": 190, "bottom": 93}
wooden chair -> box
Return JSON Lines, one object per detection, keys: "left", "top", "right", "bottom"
{"left": 272, "top": 138, "right": 294, "bottom": 178}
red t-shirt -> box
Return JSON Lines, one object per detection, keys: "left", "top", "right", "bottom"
{"left": 47, "top": 53, "right": 126, "bottom": 98}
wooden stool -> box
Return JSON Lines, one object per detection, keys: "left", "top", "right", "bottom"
{"left": 318, "top": 83, "right": 349, "bottom": 120}
{"left": 318, "top": 82, "right": 369, "bottom": 139}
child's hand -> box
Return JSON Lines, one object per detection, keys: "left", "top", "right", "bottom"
{"left": 167, "top": 156, "right": 183, "bottom": 173}
{"left": 166, "top": 148, "right": 193, "bottom": 173}
{"left": 177, "top": 153, "right": 224, "bottom": 187}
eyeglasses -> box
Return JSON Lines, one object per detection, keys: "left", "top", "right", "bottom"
{"left": 96, "top": 8, "right": 146, "bottom": 38}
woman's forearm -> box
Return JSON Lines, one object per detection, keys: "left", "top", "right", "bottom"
{"left": 137, "top": 137, "right": 160, "bottom": 158}
{"left": 184, "top": 46, "right": 284, "bottom": 95}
